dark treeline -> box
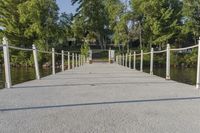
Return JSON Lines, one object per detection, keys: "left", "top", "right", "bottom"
{"left": 0, "top": 0, "right": 200, "bottom": 66}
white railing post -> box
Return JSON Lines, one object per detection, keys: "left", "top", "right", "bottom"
{"left": 79, "top": 54, "right": 81, "bottom": 67}
{"left": 166, "top": 44, "right": 170, "bottom": 80}
{"left": 75, "top": 53, "right": 78, "bottom": 68}
{"left": 117, "top": 55, "right": 119, "bottom": 64}
{"left": 133, "top": 51, "right": 136, "bottom": 70}
{"left": 108, "top": 50, "right": 111, "bottom": 63}
{"left": 72, "top": 53, "right": 74, "bottom": 69}
{"left": 121, "top": 54, "right": 123, "bottom": 65}
{"left": 81, "top": 55, "right": 84, "bottom": 66}
{"left": 32, "top": 44, "right": 40, "bottom": 80}
{"left": 150, "top": 48, "right": 154, "bottom": 75}
{"left": 115, "top": 55, "right": 117, "bottom": 64}
{"left": 83, "top": 55, "right": 85, "bottom": 65}
{"left": 140, "top": 50, "right": 143, "bottom": 72}
{"left": 196, "top": 38, "right": 200, "bottom": 89}
{"left": 119, "top": 55, "right": 121, "bottom": 65}
{"left": 129, "top": 52, "right": 131, "bottom": 68}
{"left": 52, "top": 48, "right": 55, "bottom": 75}
{"left": 2, "top": 37, "right": 11, "bottom": 88}
{"left": 68, "top": 52, "right": 70, "bottom": 70}
{"left": 125, "top": 53, "right": 128, "bottom": 67}
{"left": 81, "top": 54, "right": 83, "bottom": 66}
{"left": 61, "top": 50, "right": 64, "bottom": 72}
{"left": 123, "top": 54, "right": 125, "bottom": 66}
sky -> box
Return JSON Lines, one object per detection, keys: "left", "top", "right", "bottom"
{"left": 56, "top": 0, "right": 78, "bottom": 14}
{"left": 56, "top": 0, "right": 129, "bottom": 14}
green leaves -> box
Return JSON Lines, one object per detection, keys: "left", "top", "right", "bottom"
{"left": 182, "top": 0, "right": 200, "bottom": 42}
{"left": 131, "top": 0, "right": 182, "bottom": 47}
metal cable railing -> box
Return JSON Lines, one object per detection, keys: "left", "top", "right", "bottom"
{"left": 143, "top": 52, "right": 151, "bottom": 55}
{"left": 9, "top": 45, "right": 33, "bottom": 51}
{"left": 37, "top": 50, "right": 52, "bottom": 54}
{"left": 171, "top": 45, "right": 198, "bottom": 51}
{"left": 0, "top": 38, "right": 86, "bottom": 88}
{"left": 116, "top": 43, "right": 200, "bottom": 89}
{"left": 153, "top": 50, "right": 167, "bottom": 54}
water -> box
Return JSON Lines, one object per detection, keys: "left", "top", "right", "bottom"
{"left": 0, "top": 66, "right": 61, "bottom": 89}
{"left": 0, "top": 64, "right": 197, "bottom": 89}
{"left": 142, "top": 66, "right": 197, "bottom": 85}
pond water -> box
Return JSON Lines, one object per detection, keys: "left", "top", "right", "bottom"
{"left": 0, "top": 66, "right": 61, "bottom": 89}
{"left": 0, "top": 63, "right": 197, "bottom": 89}
{"left": 138, "top": 65, "right": 197, "bottom": 86}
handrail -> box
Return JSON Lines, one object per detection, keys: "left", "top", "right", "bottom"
{"left": 116, "top": 42, "right": 200, "bottom": 89}
{"left": 153, "top": 50, "right": 167, "bottom": 54}
{"left": 135, "top": 53, "right": 141, "bottom": 56}
{"left": 171, "top": 45, "right": 198, "bottom": 51}
{"left": 1, "top": 37, "right": 86, "bottom": 89}
{"left": 9, "top": 45, "right": 33, "bottom": 51}
{"left": 143, "top": 52, "right": 151, "bottom": 55}
{"left": 37, "top": 50, "right": 52, "bottom": 54}
{"left": 55, "top": 52, "right": 62, "bottom": 55}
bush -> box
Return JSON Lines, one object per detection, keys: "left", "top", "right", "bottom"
{"left": 81, "top": 42, "right": 90, "bottom": 57}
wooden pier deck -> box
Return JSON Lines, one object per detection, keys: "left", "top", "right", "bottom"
{"left": 0, "top": 63, "right": 200, "bottom": 133}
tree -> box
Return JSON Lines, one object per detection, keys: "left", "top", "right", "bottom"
{"left": 131, "top": 0, "right": 182, "bottom": 48}
{"left": 182, "top": 0, "right": 200, "bottom": 44}
{"left": 18, "top": 0, "right": 59, "bottom": 50}
{"left": 104, "top": 0, "right": 125, "bottom": 50}
{"left": 0, "top": 0, "right": 28, "bottom": 46}
{"left": 72, "top": 0, "right": 109, "bottom": 49}
{"left": 57, "top": 13, "right": 73, "bottom": 49}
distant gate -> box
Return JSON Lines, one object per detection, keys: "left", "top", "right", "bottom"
{"left": 88, "top": 49, "right": 115, "bottom": 63}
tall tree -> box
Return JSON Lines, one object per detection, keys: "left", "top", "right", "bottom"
{"left": 104, "top": 0, "right": 126, "bottom": 50}
{"left": 131, "top": 0, "right": 182, "bottom": 48}
{"left": 72, "top": 0, "right": 109, "bottom": 49}
{"left": 18, "top": 0, "right": 59, "bottom": 50}
{"left": 57, "top": 13, "right": 73, "bottom": 49}
{"left": 182, "top": 0, "right": 200, "bottom": 44}
{"left": 0, "top": 0, "right": 28, "bottom": 46}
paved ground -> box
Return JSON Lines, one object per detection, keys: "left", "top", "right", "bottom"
{"left": 0, "top": 63, "right": 200, "bottom": 133}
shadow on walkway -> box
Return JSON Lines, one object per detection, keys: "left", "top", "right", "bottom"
{"left": 13, "top": 81, "right": 176, "bottom": 89}
{"left": 42, "top": 75, "right": 156, "bottom": 80}
{"left": 1, "top": 97, "right": 200, "bottom": 112}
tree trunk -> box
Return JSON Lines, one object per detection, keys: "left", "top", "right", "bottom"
{"left": 194, "top": 36, "right": 197, "bottom": 45}
{"left": 139, "top": 22, "right": 142, "bottom": 49}
{"left": 97, "top": 33, "right": 103, "bottom": 49}
{"left": 118, "top": 45, "right": 121, "bottom": 52}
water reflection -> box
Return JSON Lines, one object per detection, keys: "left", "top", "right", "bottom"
{"left": 0, "top": 64, "right": 197, "bottom": 89}
{"left": 0, "top": 67, "right": 60, "bottom": 89}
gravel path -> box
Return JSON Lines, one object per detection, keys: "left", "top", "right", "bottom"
{"left": 0, "top": 63, "right": 200, "bottom": 133}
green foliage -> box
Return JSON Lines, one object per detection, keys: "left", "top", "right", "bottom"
{"left": 10, "top": 51, "right": 34, "bottom": 66}
{"left": 184, "top": 49, "right": 198, "bottom": 67}
{"left": 131, "top": 0, "right": 182, "bottom": 47}
{"left": 18, "top": 0, "right": 59, "bottom": 49}
{"left": 0, "top": 0, "right": 29, "bottom": 46}
{"left": 80, "top": 42, "right": 90, "bottom": 57}
{"left": 72, "top": 0, "right": 109, "bottom": 49}
{"left": 182, "top": 0, "right": 200, "bottom": 43}
{"left": 0, "top": 0, "right": 66, "bottom": 66}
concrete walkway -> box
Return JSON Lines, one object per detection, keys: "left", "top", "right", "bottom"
{"left": 0, "top": 63, "right": 200, "bottom": 133}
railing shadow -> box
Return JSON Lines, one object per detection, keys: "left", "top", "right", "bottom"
{"left": 43, "top": 75, "right": 158, "bottom": 80}
{"left": 1, "top": 97, "right": 200, "bottom": 112}
{"left": 12, "top": 81, "right": 176, "bottom": 89}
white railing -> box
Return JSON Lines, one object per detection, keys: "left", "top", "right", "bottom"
{"left": 116, "top": 38, "right": 200, "bottom": 89}
{"left": 1, "top": 37, "right": 87, "bottom": 88}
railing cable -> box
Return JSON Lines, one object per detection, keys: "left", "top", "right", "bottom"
{"left": 171, "top": 45, "right": 198, "bottom": 51}
{"left": 8, "top": 45, "right": 33, "bottom": 51}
